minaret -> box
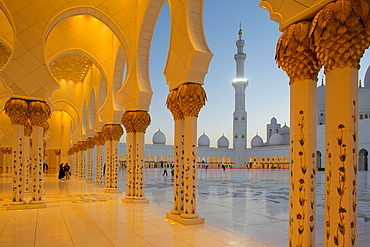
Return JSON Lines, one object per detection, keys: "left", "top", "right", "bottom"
{"left": 232, "top": 23, "right": 248, "bottom": 168}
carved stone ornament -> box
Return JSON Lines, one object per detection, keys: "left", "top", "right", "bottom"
{"left": 67, "top": 148, "right": 74, "bottom": 155}
{"left": 85, "top": 137, "right": 96, "bottom": 149}
{"left": 102, "top": 124, "right": 124, "bottom": 141}
{"left": 166, "top": 89, "right": 184, "bottom": 120}
{"left": 94, "top": 132, "right": 106, "bottom": 146}
{"left": 72, "top": 144, "right": 79, "bottom": 153}
{"left": 276, "top": 21, "right": 321, "bottom": 84}
{"left": 24, "top": 120, "right": 32, "bottom": 137}
{"left": 133, "top": 111, "right": 151, "bottom": 133}
{"left": 55, "top": 149, "right": 61, "bottom": 155}
{"left": 1, "top": 147, "right": 8, "bottom": 154}
{"left": 177, "top": 83, "right": 207, "bottom": 117}
{"left": 121, "top": 112, "right": 136, "bottom": 133}
{"left": 311, "top": 0, "right": 370, "bottom": 73}
{"left": 4, "top": 98, "right": 28, "bottom": 125}
{"left": 77, "top": 141, "right": 87, "bottom": 151}
{"left": 28, "top": 100, "right": 51, "bottom": 127}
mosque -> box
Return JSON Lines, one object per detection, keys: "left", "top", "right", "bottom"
{"left": 129, "top": 30, "right": 370, "bottom": 172}
{"left": 0, "top": 0, "right": 369, "bottom": 246}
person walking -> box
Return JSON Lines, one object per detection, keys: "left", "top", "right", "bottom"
{"left": 64, "top": 163, "right": 71, "bottom": 180}
{"left": 58, "top": 163, "right": 65, "bottom": 180}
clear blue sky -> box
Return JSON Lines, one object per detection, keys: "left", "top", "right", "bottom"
{"left": 145, "top": 0, "right": 370, "bottom": 148}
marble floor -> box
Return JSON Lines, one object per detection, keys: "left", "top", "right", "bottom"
{"left": 0, "top": 169, "right": 369, "bottom": 247}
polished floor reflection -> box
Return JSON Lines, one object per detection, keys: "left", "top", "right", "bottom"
{"left": 0, "top": 169, "right": 369, "bottom": 246}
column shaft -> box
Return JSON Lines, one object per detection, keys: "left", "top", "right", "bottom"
{"left": 11, "top": 125, "right": 25, "bottom": 204}
{"left": 125, "top": 132, "right": 135, "bottom": 198}
{"left": 171, "top": 119, "right": 185, "bottom": 214}
{"left": 95, "top": 145, "right": 104, "bottom": 186}
{"left": 134, "top": 132, "right": 145, "bottom": 199}
{"left": 30, "top": 126, "right": 44, "bottom": 204}
{"left": 180, "top": 116, "right": 198, "bottom": 219}
{"left": 87, "top": 148, "right": 94, "bottom": 182}
{"left": 23, "top": 136, "right": 31, "bottom": 193}
{"left": 289, "top": 80, "right": 317, "bottom": 246}
{"left": 324, "top": 67, "right": 358, "bottom": 247}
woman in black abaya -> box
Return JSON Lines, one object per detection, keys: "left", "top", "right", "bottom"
{"left": 58, "top": 163, "right": 65, "bottom": 180}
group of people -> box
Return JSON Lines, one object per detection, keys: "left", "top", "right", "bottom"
{"left": 58, "top": 163, "right": 71, "bottom": 180}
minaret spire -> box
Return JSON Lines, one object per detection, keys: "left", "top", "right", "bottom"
{"left": 232, "top": 23, "right": 248, "bottom": 168}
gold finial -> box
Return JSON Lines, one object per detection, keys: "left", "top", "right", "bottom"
{"left": 238, "top": 22, "right": 243, "bottom": 39}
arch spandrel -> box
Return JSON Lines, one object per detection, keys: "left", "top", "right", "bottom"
{"left": 259, "top": 0, "right": 335, "bottom": 31}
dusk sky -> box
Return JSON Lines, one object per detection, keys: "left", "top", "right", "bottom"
{"left": 145, "top": 0, "right": 370, "bottom": 148}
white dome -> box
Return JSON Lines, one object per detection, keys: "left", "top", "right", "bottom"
{"left": 152, "top": 129, "right": 166, "bottom": 145}
{"left": 269, "top": 133, "right": 283, "bottom": 145}
{"left": 217, "top": 135, "right": 229, "bottom": 148}
{"left": 251, "top": 134, "right": 263, "bottom": 147}
{"left": 198, "top": 133, "right": 210, "bottom": 147}
{"left": 358, "top": 87, "right": 370, "bottom": 114}
{"left": 281, "top": 125, "right": 290, "bottom": 134}
{"left": 364, "top": 65, "right": 370, "bottom": 89}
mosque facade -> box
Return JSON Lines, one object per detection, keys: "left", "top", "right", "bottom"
{"left": 124, "top": 30, "right": 370, "bottom": 172}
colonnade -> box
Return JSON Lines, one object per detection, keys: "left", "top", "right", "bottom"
{"left": 274, "top": 0, "right": 369, "bottom": 245}
{"left": 247, "top": 156, "right": 289, "bottom": 169}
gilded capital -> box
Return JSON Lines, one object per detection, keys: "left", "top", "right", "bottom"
{"left": 85, "top": 137, "right": 96, "bottom": 149}
{"left": 7, "top": 147, "right": 11, "bottom": 154}
{"left": 311, "top": 0, "right": 370, "bottom": 73}
{"left": 121, "top": 112, "right": 136, "bottom": 133}
{"left": 77, "top": 141, "right": 87, "bottom": 151}
{"left": 166, "top": 89, "right": 184, "bottom": 120}
{"left": 67, "top": 148, "right": 74, "bottom": 155}
{"left": 276, "top": 21, "right": 321, "bottom": 84}
{"left": 1, "top": 147, "right": 8, "bottom": 154}
{"left": 28, "top": 100, "right": 51, "bottom": 127}
{"left": 72, "top": 144, "right": 79, "bottom": 153}
{"left": 55, "top": 149, "right": 61, "bottom": 155}
{"left": 94, "top": 132, "right": 106, "bottom": 146}
{"left": 177, "top": 83, "right": 206, "bottom": 117}
{"left": 4, "top": 98, "right": 28, "bottom": 125}
{"left": 102, "top": 124, "right": 124, "bottom": 141}
{"left": 134, "top": 111, "right": 151, "bottom": 133}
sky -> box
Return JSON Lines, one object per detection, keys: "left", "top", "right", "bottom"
{"left": 145, "top": 0, "right": 370, "bottom": 148}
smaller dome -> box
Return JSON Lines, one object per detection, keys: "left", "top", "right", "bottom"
{"left": 280, "top": 124, "right": 290, "bottom": 133}
{"left": 217, "top": 135, "right": 229, "bottom": 148}
{"left": 152, "top": 129, "right": 166, "bottom": 145}
{"left": 269, "top": 133, "right": 283, "bottom": 145}
{"left": 198, "top": 133, "right": 210, "bottom": 147}
{"left": 251, "top": 134, "right": 263, "bottom": 147}
{"left": 270, "top": 117, "right": 277, "bottom": 124}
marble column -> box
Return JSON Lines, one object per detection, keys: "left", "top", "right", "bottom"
{"left": 102, "top": 124, "right": 123, "bottom": 193}
{"left": 72, "top": 144, "right": 79, "bottom": 178}
{"left": 85, "top": 137, "right": 96, "bottom": 184}
{"left": 311, "top": 1, "right": 369, "bottom": 245}
{"left": 121, "top": 111, "right": 151, "bottom": 203}
{"left": 166, "top": 89, "right": 185, "bottom": 215}
{"left": 4, "top": 98, "right": 29, "bottom": 205}
{"left": 23, "top": 122, "right": 32, "bottom": 193}
{"left": 1, "top": 148, "right": 7, "bottom": 174}
{"left": 77, "top": 141, "right": 87, "bottom": 179}
{"left": 28, "top": 100, "right": 51, "bottom": 205}
{"left": 276, "top": 21, "right": 321, "bottom": 247}
{"left": 167, "top": 83, "right": 206, "bottom": 224}
{"left": 94, "top": 132, "right": 106, "bottom": 187}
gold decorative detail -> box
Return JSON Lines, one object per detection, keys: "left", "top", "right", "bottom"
{"left": 24, "top": 120, "right": 32, "bottom": 137}
{"left": 7, "top": 147, "right": 11, "bottom": 154}
{"left": 4, "top": 98, "right": 28, "bottom": 125}
{"left": 85, "top": 137, "right": 96, "bottom": 149}
{"left": 177, "top": 83, "right": 207, "bottom": 117}
{"left": 166, "top": 89, "right": 184, "bottom": 120}
{"left": 55, "top": 149, "right": 61, "bottom": 155}
{"left": 67, "top": 148, "right": 74, "bottom": 155}
{"left": 276, "top": 21, "right": 321, "bottom": 84}
{"left": 49, "top": 54, "right": 92, "bottom": 82}
{"left": 1, "top": 147, "right": 8, "bottom": 154}
{"left": 72, "top": 144, "right": 79, "bottom": 153}
{"left": 77, "top": 141, "right": 87, "bottom": 151}
{"left": 102, "top": 124, "right": 124, "bottom": 141}
{"left": 311, "top": 0, "right": 370, "bottom": 73}
{"left": 94, "top": 132, "right": 106, "bottom": 146}
{"left": 28, "top": 101, "right": 51, "bottom": 127}
{"left": 121, "top": 111, "right": 151, "bottom": 133}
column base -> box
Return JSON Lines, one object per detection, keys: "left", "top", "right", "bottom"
{"left": 170, "top": 209, "right": 182, "bottom": 215}
{"left": 166, "top": 212, "right": 204, "bottom": 225}
{"left": 103, "top": 188, "right": 122, "bottom": 193}
{"left": 94, "top": 183, "right": 105, "bottom": 188}
{"left": 86, "top": 180, "right": 95, "bottom": 184}
{"left": 122, "top": 197, "right": 149, "bottom": 204}
{"left": 7, "top": 202, "right": 46, "bottom": 210}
